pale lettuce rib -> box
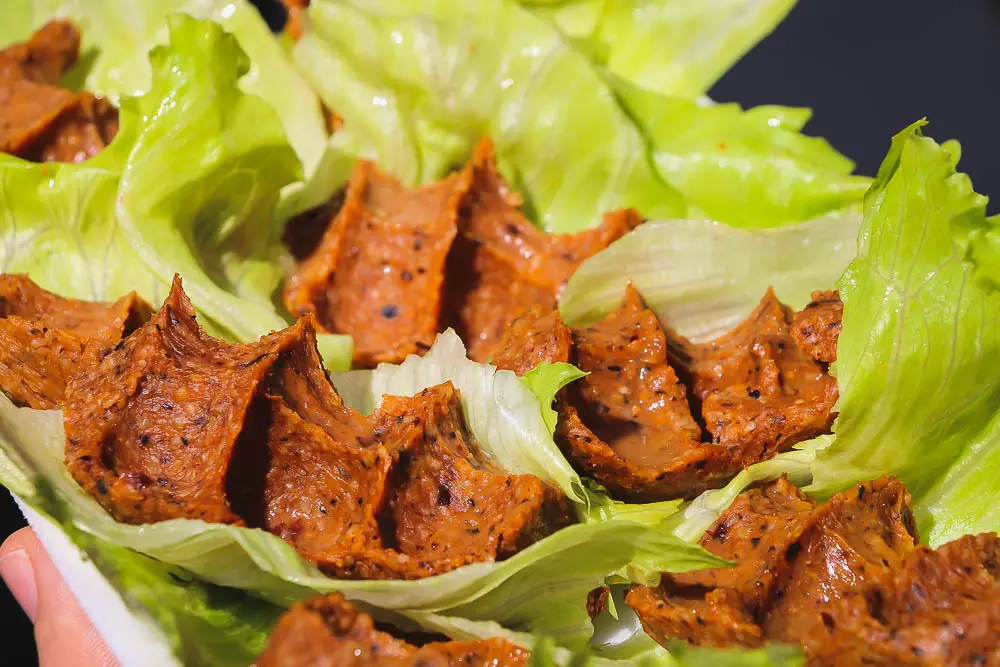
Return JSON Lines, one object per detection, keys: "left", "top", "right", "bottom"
{"left": 560, "top": 214, "right": 861, "bottom": 340}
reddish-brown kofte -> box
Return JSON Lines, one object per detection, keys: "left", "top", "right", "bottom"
{"left": 256, "top": 593, "right": 530, "bottom": 667}
{"left": 492, "top": 285, "right": 839, "bottom": 501}
{"left": 0, "top": 274, "right": 150, "bottom": 410}
{"left": 283, "top": 137, "right": 644, "bottom": 367}
{"left": 0, "top": 275, "right": 565, "bottom": 579}
{"left": 0, "top": 21, "right": 119, "bottom": 163}
{"left": 625, "top": 476, "right": 1000, "bottom": 666}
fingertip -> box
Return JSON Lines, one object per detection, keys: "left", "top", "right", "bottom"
{"left": 1, "top": 527, "right": 39, "bottom": 621}
{"left": 2, "top": 527, "right": 119, "bottom": 666}
{"left": 1, "top": 525, "right": 40, "bottom": 556}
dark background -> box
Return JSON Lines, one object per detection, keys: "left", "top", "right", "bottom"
{"left": 2, "top": 1, "right": 998, "bottom": 664}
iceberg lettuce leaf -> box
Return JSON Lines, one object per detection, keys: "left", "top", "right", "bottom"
{"left": 292, "top": 0, "right": 863, "bottom": 235}
{"left": 294, "top": 0, "right": 689, "bottom": 233}
{"left": 0, "top": 151, "right": 167, "bottom": 305}
{"left": 114, "top": 14, "right": 301, "bottom": 341}
{"left": 804, "top": 121, "right": 1000, "bottom": 546}
{"left": 524, "top": 0, "right": 797, "bottom": 98}
{"left": 0, "top": 0, "right": 332, "bottom": 219}
{"left": 614, "top": 83, "right": 871, "bottom": 227}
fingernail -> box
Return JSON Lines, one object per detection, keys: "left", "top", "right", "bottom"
{"left": 0, "top": 548, "right": 37, "bottom": 622}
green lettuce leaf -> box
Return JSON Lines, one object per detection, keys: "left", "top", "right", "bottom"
{"left": 664, "top": 641, "right": 804, "bottom": 667}
{"left": 0, "top": 150, "right": 167, "bottom": 304}
{"left": 13, "top": 493, "right": 283, "bottom": 667}
{"left": 614, "top": 83, "right": 871, "bottom": 227}
{"left": 98, "top": 544, "right": 280, "bottom": 666}
{"left": 525, "top": 0, "right": 796, "bottom": 98}
{"left": 582, "top": 485, "right": 684, "bottom": 527}
{"left": 519, "top": 362, "right": 588, "bottom": 437}
{"left": 114, "top": 14, "right": 301, "bottom": 341}
{"left": 294, "top": 0, "right": 690, "bottom": 233}
{"left": 667, "top": 438, "right": 825, "bottom": 543}
{"left": 0, "top": 0, "right": 332, "bottom": 219}
{"left": 802, "top": 121, "right": 1000, "bottom": 546}
{"left": 292, "top": 0, "right": 863, "bottom": 234}
{"left": 967, "top": 212, "right": 1000, "bottom": 291}
{"left": 559, "top": 214, "right": 862, "bottom": 340}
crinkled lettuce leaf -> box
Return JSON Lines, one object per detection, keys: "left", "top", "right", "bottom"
{"left": 523, "top": 0, "right": 796, "bottom": 99}
{"left": 614, "top": 83, "right": 871, "bottom": 227}
{"left": 114, "top": 14, "right": 300, "bottom": 342}
{"left": 559, "top": 214, "right": 861, "bottom": 340}
{"left": 0, "top": 150, "right": 166, "bottom": 305}
{"left": 802, "top": 122, "right": 1000, "bottom": 546}
{"left": 967, "top": 212, "right": 1000, "bottom": 290}
{"left": 292, "top": 0, "right": 863, "bottom": 234}
{"left": 295, "top": 0, "right": 689, "bottom": 233}
{"left": 0, "top": 0, "right": 332, "bottom": 219}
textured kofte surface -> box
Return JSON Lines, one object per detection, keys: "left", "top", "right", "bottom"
{"left": 0, "top": 274, "right": 150, "bottom": 410}
{"left": 0, "top": 21, "right": 118, "bottom": 163}
{"left": 46, "top": 277, "right": 563, "bottom": 578}
{"left": 256, "top": 593, "right": 530, "bottom": 667}
{"left": 493, "top": 286, "right": 839, "bottom": 501}
{"left": 284, "top": 137, "right": 643, "bottom": 366}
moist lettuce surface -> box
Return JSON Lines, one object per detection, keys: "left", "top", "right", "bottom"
{"left": 290, "top": 0, "right": 869, "bottom": 233}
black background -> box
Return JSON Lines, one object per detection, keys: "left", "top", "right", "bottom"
{"left": 2, "top": 1, "right": 998, "bottom": 664}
